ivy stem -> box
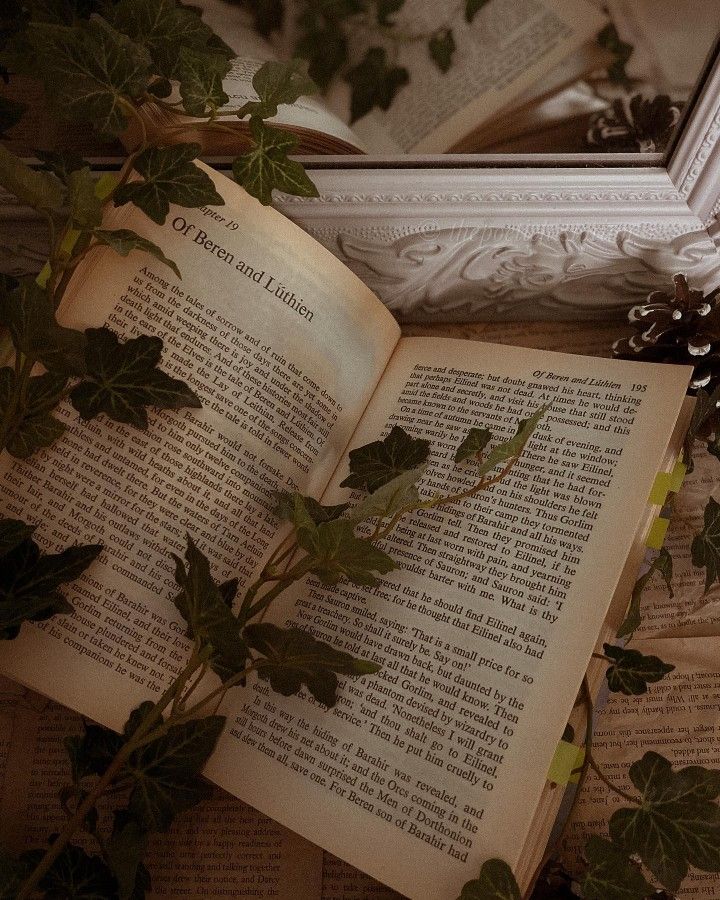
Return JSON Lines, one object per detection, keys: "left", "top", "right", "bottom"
{"left": 245, "top": 556, "right": 316, "bottom": 621}
{"left": 587, "top": 753, "right": 641, "bottom": 806}
{"left": 591, "top": 652, "right": 613, "bottom": 663}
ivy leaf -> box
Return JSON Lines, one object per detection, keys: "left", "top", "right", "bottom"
{"left": 272, "top": 491, "right": 350, "bottom": 527}
{"left": 4, "top": 370, "right": 68, "bottom": 459}
{"left": 36, "top": 149, "right": 88, "bottom": 183}
{"left": 455, "top": 427, "right": 492, "bottom": 464}
{"left": 376, "top": 0, "right": 404, "bottom": 26}
{"left": 146, "top": 76, "right": 172, "bottom": 99}
{"left": 0, "top": 849, "right": 30, "bottom": 900}
{"left": 609, "top": 751, "right": 720, "bottom": 892}
{"left": 0, "top": 144, "right": 64, "bottom": 212}
{"left": 245, "top": 622, "right": 380, "bottom": 708}
{"left": 603, "top": 643, "right": 675, "bottom": 695}
{"left": 218, "top": 578, "right": 239, "bottom": 608}
{"left": 345, "top": 47, "right": 409, "bottom": 123}
{"left": 691, "top": 496, "right": 720, "bottom": 592}
{"left": 67, "top": 166, "right": 102, "bottom": 229}
{"left": 474, "top": 406, "right": 548, "bottom": 479}
{"left": 350, "top": 465, "right": 425, "bottom": 523}
{"left": 297, "top": 518, "right": 396, "bottom": 586}
{"left": 581, "top": 836, "right": 653, "bottom": 900}
{"left": 107, "top": 812, "right": 149, "bottom": 900}
{"left": 0, "top": 276, "right": 56, "bottom": 355}
{"left": 93, "top": 229, "right": 181, "bottom": 279}
{"left": 232, "top": 118, "right": 318, "bottom": 206}
{"left": 28, "top": 842, "right": 118, "bottom": 899}
{"left": 294, "top": 27, "right": 347, "bottom": 91}
{"left": 682, "top": 386, "right": 720, "bottom": 472}
{"left": 0, "top": 534, "right": 102, "bottom": 639}
{"left": 0, "top": 95, "right": 26, "bottom": 136}
{"left": 171, "top": 535, "right": 247, "bottom": 680}
{"left": 24, "top": 17, "right": 152, "bottom": 136}
{"left": 465, "top": 0, "right": 491, "bottom": 23}
{"left": 456, "top": 858, "right": 521, "bottom": 899}
{"left": 110, "top": 0, "right": 229, "bottom": 80}
{"left": 40, "top": 324, "right": 88, "bottom": 378}
{"left": 238, "top": 59, "right": 317, "bottom": 120}
{"left": 126, "top": 715, "right": 225, "bottom": 831}
{"left": 429, "top": 28, "right": 455, "bottom": 74}
{"left": 617, "top": 547, "right": 673, "bottom": 639}
{"left": 247, "top": 0, "right": 284, "bottom": 37}
{"left": 177, "top": 47, "right": 230, "bottom": 117}
{"left": 70, "top": 327, "right": 201, "bottom": 429}
{"left": 0, "top": 517, "right": 35, "bottom": 558}
{"left": 114, "top": 143, "right": 223, "bottom": 226}
{"left": 341, "top": 425, "right": 430, "bottom": 493}
{"left": 66, "top": 722, "right": 123, "bottom": 782}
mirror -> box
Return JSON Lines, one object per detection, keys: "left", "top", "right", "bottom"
{"left": 209, "top": 0, "right": 720, "bottom": 162}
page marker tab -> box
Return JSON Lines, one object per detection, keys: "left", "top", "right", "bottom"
{"left": 649, "top": 472, "right": 672, "bottom": 506}
{"left": 647, "top": 517, "right": 670, "bottom": 550}
{"left": 669, "top": 459, "right": 687, "bottom": 494}
{"left": 548, "top": 741, "right": 585, "bottom": 785}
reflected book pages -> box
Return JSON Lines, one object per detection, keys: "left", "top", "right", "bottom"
{"left": 0, "top": 164, "right": 693, "bottom": 899}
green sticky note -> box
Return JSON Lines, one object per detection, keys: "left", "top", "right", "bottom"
{"left": 669, "top": 459, "right": 687, "bottom": 493}
{"left": 548, "top": 741, "right": 585, "bottom": 785}
{"left": 647, "top": 517, "right": 670, "bottom": 550}
{"left": 649, "top": 472, "right": 672, "bottom": 506}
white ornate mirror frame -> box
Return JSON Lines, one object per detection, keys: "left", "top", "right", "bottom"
{"left": 2, "top": 49, "right": 719, "bottom": 323}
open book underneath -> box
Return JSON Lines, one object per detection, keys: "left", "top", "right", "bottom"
{"left": 132, "top": 0, "right": 608, "bottom": 156}
{"left": 0, "top": 166, "right": 692, "bottom": 899}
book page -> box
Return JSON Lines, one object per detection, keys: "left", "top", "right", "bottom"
{"left": 561, "top": 636, "right": 720, "bottom": 898}
{"left": 0, "top": 689, "right": 323, "bottom": 900}
{"left": 349, "top": 0, "right": 607, "bottom": 153}
{"left": 322, "top": 854, "right": 403, "bottom": 900}
{"left": 202, "top": 337, "right": 689, "bottom": 899}
{"left": 0, "top": 165, "right": 400, "bottom": 729}
{"left": 635, "top": 446, "right": 720, "bottom": 639}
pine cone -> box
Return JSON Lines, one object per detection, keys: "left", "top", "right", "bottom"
{"left": 588, "top": 94, "right": 684, "bottom": 153}
{"left": 613, "top": 275, "right": 720, "bottom": 392}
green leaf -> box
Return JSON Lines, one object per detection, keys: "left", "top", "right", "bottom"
{"left": 146, "top": 76, "right": 172, "bottom": 99}
{"left": 66, "top": 721, "right": 123, "bottom": 781}
{"left": 114, "top": 143, "right": 223, "bottom": 225}
{"left": 0, "top": 849, "right": 30, "bottom": 900}
{"left": 341, "top": 425, "right": 430, "bottom": 493}
{"left": 4, "top": 371, "right": 68, "bottom": 459}
{"left": 31, "top": 842, "right": 118, "bottom": 899}
{"left": 682, "top": 386, "right": 720, "bottom": 472}
{"left": 465, "top": 0, "right": 491, "bottom": 23}
{"left": 456, "top": 858, "right": 521, "bottom": 899}
{"left": 126, "top": 715, "right": 224, "bottom": 831}
{"left": 40, "top": 324, "right": 88, "bottom": 378}
{"left": 245, "top": 622, "right": 380, "bottom": 708}
{"left": 617, "top": 547, "right": 673, "bottom": 638}
{"left": 67, "top": 165, "right": 102, "bottom": 229}
{"left": 238, "top": 59, "right": 317, "bottom": 120}
{"left": 609, "top": 751, "right": 720, "bottom": 892}
{"left": 297, "top": 518, "right": 396, "bottom": 587}
{"left": 272, "top": 491, "right": 350, "bottom": 526}
{"left": 294, "top": 27, "right": 347, "bottom": 91}
{"left": 0, "top": 94, "right": 26, "bottom": 136}
{"left": 25, "top": 17, "right": 152, "bottom": 136}
{"left": 232, "top": 118, "right": 318, "bottom": 206}
{"left": 691, "top": 496, "right": 720, "bottom": 592}
{"left": 429, "top": 28, "right": 455, "bottom": 74}
{"left": 171, "top": 535, "right": 247, "bottom": 680}
{"left": 0, "top": 534, "right": 102, "bottom": 639}
{"left": 581, "top": 836, "right": 653, "bottom": 900}
{"left": 345, "top": 47, "right": 409, "bottom": 122}
{"left": 110, "top": 0, "right": 229, "bottom": 80}
{"left": 0, "top": 517, "right": 35, "bottom": 558}
{"left": 0, "top": 276, "right": 55, "bottom": 355}
{"left": 247, "top": 0, "right": 284, "bottom": 37}
{"left": 474, "top": 406, "right": 548, "bottom": 479}
{"left": 70, "top": 327, "right": 201, "bottom": 429}
{"left": 176, "top": 47, "right": 230, "bottom": 117}
{"left": 376, "top": 0, "right": 404, "bottom": 26}
{"left": 107, "top": 812, "right": 149, "bottom": 900}
{"left": 350, "top": 465, "right": 425, "bottom": 523}
{"left": 0, "top": 144, "right": 64, "bottom": 212}
{"left": 455, "top": 427, "right": 492, "bottom": 464}
{"left": 36, "top": 149, "right": 88, "bottom": 183}
{"left": 604, "top": 643, "right": 675, "bottom": 695}
{"left": 93, "top": 229, "right": 181, "bottom": 279}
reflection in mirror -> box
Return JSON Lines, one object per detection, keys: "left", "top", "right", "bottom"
{"left": 206, "top": 0, "right": 719, "bottom": 158}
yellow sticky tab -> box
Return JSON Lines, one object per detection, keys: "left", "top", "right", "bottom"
{"left": 548, "top": 741, "right": 585, "bottom": 785}
{"left": 669, "top": 459, "right": 687, "bottom": 494}
{"left": 649, "top": 472, "right": 672, "bottom": 506}
{"left": 647, "top": 517, "right": 670, "bottom": 550}
{"left": 95, "top": 172, "right": 117, "bottom": 199}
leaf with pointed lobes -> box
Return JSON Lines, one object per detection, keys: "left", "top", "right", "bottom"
{"left": 238, "top": 59, "right": 317, "bottom": 120}
{"left": 617, "top": 547, "right": 672, "bottom": 638}
{"left": 272, "top": 490, "right": 350, "bottom": 526}
{"left": 603, "top": 643, "right": 674, "bottom": 695}
{"left": 474, "top": 405, "right": 549, "bottom": 479}
{"left": 456, "top": 858, "right": 521, "bottom": 899}
{"left": 455, "top": 427, "right": 492, "bottom": 464}
{"left": 581, "top": 836, "right": 653, "bottom": 900}
{"left": 245, "top": 622, "right": 380, "bottom": 707}
{"left": 297, "top": 517, "right": 396, "bottom": 586}
{"left": 691, "top": 496, "right": 720, "bottom": 592}
{"left": 350, "top": 465, "right": 425, "bottom": 523}
{"left": 341, "top": 424, "right": 430, "bottom": 493}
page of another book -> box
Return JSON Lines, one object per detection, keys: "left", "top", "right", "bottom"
{"left": 0, "top": 166, "right": 400, "bottom": 727}
{"left": 201, "top": 337, "right": 689, "bottom": 898}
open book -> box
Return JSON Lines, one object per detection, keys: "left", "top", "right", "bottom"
{"left": 0, "top": 166, "right": 692, "bottom": 899}
{"left": 134, "top": 0, "right": 608, "bottom": 156}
